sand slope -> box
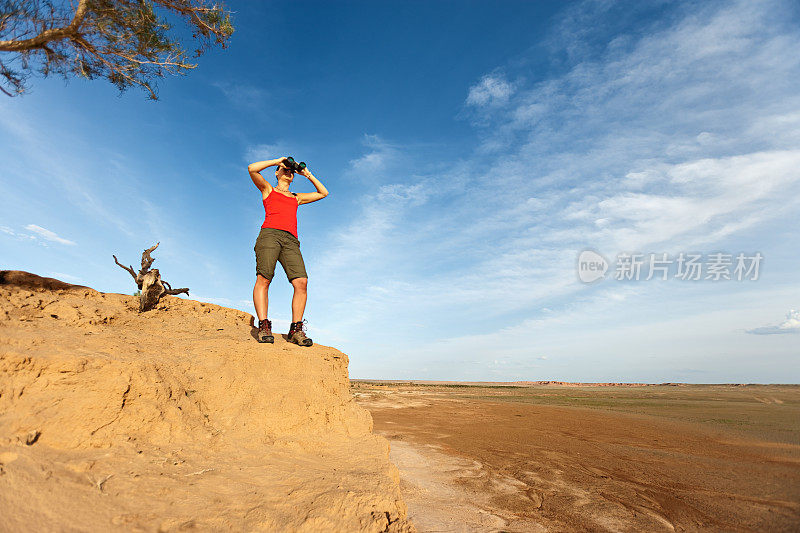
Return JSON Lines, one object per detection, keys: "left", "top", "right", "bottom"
{"left": 0, "top": 271, "right": 413, "bottom": 532}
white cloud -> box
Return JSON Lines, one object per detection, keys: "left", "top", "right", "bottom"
{"left": 465, "top": 74, "right": 514, "bottom": 107}
{"left": 0, "top": 225, "right": 36, "bottom": 242}
{"left": 458, "top": 0, "right": 800, "bottom": 257}
{"left": 49, "top": 272, "right": 82, "bottom": 283}
{"left": 1, "top": 224, "right": 76, "bottom": 246}
{"left": 315, "top": 180, "right": 429, "bottom": 275}
{"left": 244, "top": 143, "right": 293, "bottom": 165}
{"left": 747, "top": 310, "right": 800, "bottom": 335}
{"left": 213, "top": 82, "right": 267, "bottom": 108}
{"left": 577, "top": 149, "right": 800, "bottom": 250}
{"left": 335, "top": 0, "right": 800, "bottom": 381}
{"left": 346, "top": 134, "right": 401, "bottom": 181}
{"left": 24, "top": 224, "right": 76, "bottom": 245}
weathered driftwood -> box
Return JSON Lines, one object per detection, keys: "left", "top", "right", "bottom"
{"left": 113, "top": 243, "right": 189, "bottom": 312}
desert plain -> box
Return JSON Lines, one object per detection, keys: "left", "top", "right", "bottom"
{"left": 353, "top": 380, "right": 800, "bottom": 532}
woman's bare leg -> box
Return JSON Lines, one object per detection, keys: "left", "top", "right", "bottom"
{"left": 290, "top": 277, "right": 308, "bottom": 323}
{"left": 253, "top": 274, "right": 270, "bottom": 321}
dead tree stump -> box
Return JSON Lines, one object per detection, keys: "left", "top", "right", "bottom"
{"left": 113, "top": 243, "right": 189, "bottom": 312}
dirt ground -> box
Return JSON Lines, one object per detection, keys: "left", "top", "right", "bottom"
{"left": 353, "top": 382, "right": 800, "bottom": 532}
{"left": 0, "top": 272, "right": 413, "bottom": 532}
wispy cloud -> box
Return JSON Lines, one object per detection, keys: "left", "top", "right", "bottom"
{"left": 346, "top": 134, "right": 404, "bottom": 183}
{"left": 48, "top": 272, "right": 83, "bottom": 283}
{"left": 244, "top": 142, "right": 294, "bottom": 165}
{"left": 24, "top": 224, "right": 76, "bottom": 245}
{"left": 316, "top": 180, "right": 428, "bottom": 274}
{"left": 0, "top": 103, "right": 137, "bottom": 238}
{"left": 1, "top": 225, "right": 37, "bottom": 242}
{"left": 747, "top": 310, "right": 800, "bottom": 335}
{"left": 213, "top": 82, "right": 268, "bottom": 109}
{"left": 465, "top": 74, "right": 515, "bottom": 107}
{"left": 455, "top": 0, "right": 800, "bottom": 263}
{"left": 1, "top": 224, "right": 76, "bottom": 246}
{"left": 318, "top": 0, "right": 800, "bottom": 380}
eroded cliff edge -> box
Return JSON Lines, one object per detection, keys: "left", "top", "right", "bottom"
{"left": 0, "top": 271, "right": 414, "bottom": 532}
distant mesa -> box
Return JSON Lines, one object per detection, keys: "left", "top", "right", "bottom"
{"left": 354, "top": 379, "right": 757, "bottom": 387}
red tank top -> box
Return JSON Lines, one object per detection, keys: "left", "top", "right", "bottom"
{"left": 261, "top": 190, "right": 299, "bottom": 238}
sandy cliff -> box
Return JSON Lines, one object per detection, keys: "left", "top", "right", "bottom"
{"left": 0, "top": 271, "right": 413, "bottom": 532}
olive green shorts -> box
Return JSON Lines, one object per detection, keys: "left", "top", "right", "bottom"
{"left": 254, "top": 228, "right": 308, "bottom": 282}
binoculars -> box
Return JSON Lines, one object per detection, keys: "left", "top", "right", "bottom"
{"left": 282, "top": 157, "right": 306, "bottom": 173}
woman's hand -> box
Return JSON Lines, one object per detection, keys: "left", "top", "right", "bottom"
{"left": 299, "top": 167, "right": 312, "bottom": 178}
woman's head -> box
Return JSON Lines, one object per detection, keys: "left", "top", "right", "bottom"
{"left": 275, "top": 164, "right": 295, "bottom": 185}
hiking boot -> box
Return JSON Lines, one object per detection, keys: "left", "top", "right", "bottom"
{"left": 257, "top": 318, "right": 274, "bottom": 343}
{"left": 288, "top": 320, "right": 313, "bottom": 347}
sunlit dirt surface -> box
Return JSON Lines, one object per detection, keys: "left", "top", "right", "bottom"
{"left": 353, "top": 381, "right": 800, "bottom": 532}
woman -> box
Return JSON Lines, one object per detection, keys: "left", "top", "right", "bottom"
{"left": 247, "top": 156, "right": 329, "bottom": 345}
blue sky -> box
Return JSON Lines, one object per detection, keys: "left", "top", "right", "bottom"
{"left": 1, "top": 0, "right": 798, "bottom": 382}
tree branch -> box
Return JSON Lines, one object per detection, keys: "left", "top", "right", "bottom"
{"left": 161, "top": 280, "right": 188, "bottom": 296}
{"left": 72, "top": 35, "right": 159, "bottom": 99}
{"left": 0, "top": 1, "right": 234, "bottom": 98}
{"left": 74, "top": 36, "right": 160, "bottom": 99}
{"left": 141, "top": 242, "right": 159, "bottom": 272}
{"left": 164, "top": 286, "right": 190, "bottom": 296}
{"left": 0, "top": 0, "right": 90, "bottom": 52}
{"left": 112, "top": 254, "right": 138, "bottom": 282}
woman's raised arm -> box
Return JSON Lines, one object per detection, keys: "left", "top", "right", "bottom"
{"left": 247, "top": 157, "right": 286, "bottom": 193}
{"left": 295, "top": 167, "right": 329, "bottom": 205}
